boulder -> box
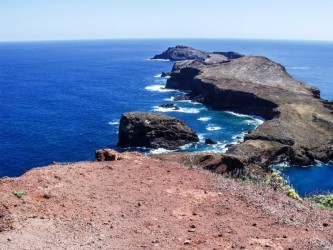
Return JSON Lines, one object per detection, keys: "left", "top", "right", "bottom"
{"left": 95, "top": 149, "right": 120, "bottom": 161}
{"left": 205, "top": 138, "right": 217, "bottom": 145}
{"left": 117, "top": 112, "right": 199, "bottom": 150}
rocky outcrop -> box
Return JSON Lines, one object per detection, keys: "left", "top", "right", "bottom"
{"left": 159, "top": 104, "right": 180, "bottom": 110}
{"left": 117, "top": 112, "right": 199, "bottom": 150}
{"left": 151, "top": 45, "right": 243, "bottom": 61}
{"left": 164, "top": 48, "right": 333, "bottom": 171}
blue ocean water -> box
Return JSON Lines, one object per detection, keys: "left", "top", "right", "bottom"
{"left": 0, "top": 39, "right": 332, "bottom": 196}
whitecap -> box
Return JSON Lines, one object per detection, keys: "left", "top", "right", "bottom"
{"left": 197, "top": 133, "right": 205, "bottom": 142}
{"left": 154, "top": 74, "right": 162, "bottom": 78}
{"left": 150, "top": 148, "right": 175, "bottom": 154}
{"left": 152, "top": 106, "right": 202, "bottom": 114}
{"left": 224, "top": 111, "right": 253, "bottom": 118}
{"left": 163, "top": 97, "right": 174, "bottom": 101}
{"left": 179, "top": 143, "right": 194, "bottom": 150}
{"left": 197, "top": 117, "right": 212, "bottom": 121}
{"left": 145, "top": 85, "right": 177, "bottom": 93}
{"left": 232, "top": 132, "right": 246, "bottom": 142}
{"left": 175, "top": 99, "right": 202, "bottom": 105}
{"left": 147, "top": 58, "right": 170, "bottom": 62}
{"left": 244, "top": 118, "right": 264, "bottom": 126}
{"left": 206, "top": 125, "right": 221, "bottom": 131}
{"left": 108, "top": 120, "right": 119, "bottom": 126}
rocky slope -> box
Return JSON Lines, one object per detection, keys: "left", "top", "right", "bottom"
{"left": 1, "top": 152, "right": 332, "bottom": 249}
{"left": 117, "top": 112, "right": 199, "bottom": 150}
{"left": 163, "top": 48, "right": 333, "bottom": 175}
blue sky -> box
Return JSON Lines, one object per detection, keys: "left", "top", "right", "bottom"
{"left": 1, "top": 0, "right": 333, "bottom": 41}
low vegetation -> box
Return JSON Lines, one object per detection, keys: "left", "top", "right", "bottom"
{"left": 307, "top": 194, "right": 333, "bottom": 210}
{"left": 12, "top": 191, "right": 25, "bottom": 199}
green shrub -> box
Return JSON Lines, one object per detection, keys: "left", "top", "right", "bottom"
{"left": 308, "top": 194, "right": 333, "bottom": 210}
{"left": 12, "top": 191, "right": 25, "bottom": 199}
{"left": 287, "top": 188, "right": 302, "bottom": 201}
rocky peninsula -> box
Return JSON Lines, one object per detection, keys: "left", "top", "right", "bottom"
{"left": 160, "top": 46, "right": 333, "bottom": 176}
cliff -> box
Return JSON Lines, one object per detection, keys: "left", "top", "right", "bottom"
{"left": 164, "top": 47, "right": 333, "bottom": 174}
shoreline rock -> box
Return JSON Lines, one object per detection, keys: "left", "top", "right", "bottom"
{"left": 117, "top": 112, "right": 199, "bottom": 150}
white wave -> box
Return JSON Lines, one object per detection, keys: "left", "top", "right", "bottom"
{"left": 197, "top": 133, "right": 205, "bottom": 142}
{"left": 145, "top": 85, "right": 176, "bottom": 92}
{"left": 175, "top": 99, "right": 202, "bottom": 105}
{"left": 197, "top": 117, "right": 211, "bottom": 121}
{"left": 154, "top": 74, "right": 162, "bottom": 78}
{"left": 108, "top": 120, "right": 119, "bottom": 126}
{"left": 179, "top": 143, "right": 194, "bottom": 150}
{"left": 232, "top": 132, "right": 246, "bottom": 141}
{"left": 153, "top": 106, "right": 202, "bottom": 114}
{"left": 163, "top": 97, "right": 174, "bottom": 101}
{"left": 244, "top": 118, "right": 264, "bottom": 126}
{"left": 150, "top": 148, "right": 175, "bottom": 154}
{"left": 206, "top": 125, "right": 221, "bottom": 131}
{"left": 204, "top": 142, "right": 228, "bottom": 153}
{"left": 147, "top": 58, "right": 170, "bottom": 62}
{"left": 224, "top": 111, "right": 253, "bottom": 118}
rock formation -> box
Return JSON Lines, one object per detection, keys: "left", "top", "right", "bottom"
{"left": 163, "top": 48, "right": 333, "bottom": 173}
{"left": 151, "top": 45, "right": 243, "bottom": 61}
{"left": 159, "top": 103, "right": 180, "bottom": 110}
{"left": 117, "top": 112, "right": 199, "bottom": 150}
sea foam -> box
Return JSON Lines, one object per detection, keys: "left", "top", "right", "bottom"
{"left": 197, "top": 117, "right": 211, "bottom": 121}
{"left": 145, "top": 85, "right": 177, "bottom": 93}
{"left": 152, "top": 106, "right": 202, "bottom": 114}
{"left": 206, "top": 125, "right": 222, "bottom": 131}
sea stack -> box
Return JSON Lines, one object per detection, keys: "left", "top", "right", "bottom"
{"left": 117, "top": 112, "right": 199, "bottom": 150}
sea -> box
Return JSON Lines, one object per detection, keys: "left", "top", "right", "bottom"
{"left": 0, "top": 39, "right": 332, "bottom": 196}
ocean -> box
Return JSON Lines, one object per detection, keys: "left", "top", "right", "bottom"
{"left": 0, "top": 39, "right": 332, "bottom": 196}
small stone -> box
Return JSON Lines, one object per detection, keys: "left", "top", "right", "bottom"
{"left": 184, "top": 239, "right": 191, "bottom": 245}
{"left": 252, "top": 223, "right": 257, "bottom": 226}
{"left": 188, "top": 228, "right": 196, "bottom": 233}
{"left": 323, "top": 222, "right": 329, "bottom": 227}
{"left": 283, "top": 234, "right": 287, "bottom": 238}
{"left": 190, "top": 224, "right": 196, "bottom": 228}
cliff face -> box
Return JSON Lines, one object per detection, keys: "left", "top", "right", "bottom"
{"left": 165, "top": 51, "right": 333, "bottom": 171}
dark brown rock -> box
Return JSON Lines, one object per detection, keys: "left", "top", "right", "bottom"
{"left": 117, "top": 112, "right": 199, "bottom": 150}
{"left": 95, "top": 149, "right": 119, "bottom": 161}
{"left": 205, "top": 138, "right": 217, "bottom": 145}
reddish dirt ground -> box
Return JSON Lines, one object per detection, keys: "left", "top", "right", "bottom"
{"left": 0, "top": 153, "right": 332, "bottom": 249}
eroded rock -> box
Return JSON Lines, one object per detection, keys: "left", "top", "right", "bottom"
{"left": 117, "top": 112, "right": 199, "bottom": 150}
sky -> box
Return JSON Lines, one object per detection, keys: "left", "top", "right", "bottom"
{"left": 1, "top": 0, "right": 333, "bottom": 42}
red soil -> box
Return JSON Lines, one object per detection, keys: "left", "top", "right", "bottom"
{"left": 0, "top": 153, "right": 332, "bottom": 249}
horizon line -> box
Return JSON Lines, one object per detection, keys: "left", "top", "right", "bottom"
{"left": 1, "top": 37, "right": 333, "bottom": 44}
